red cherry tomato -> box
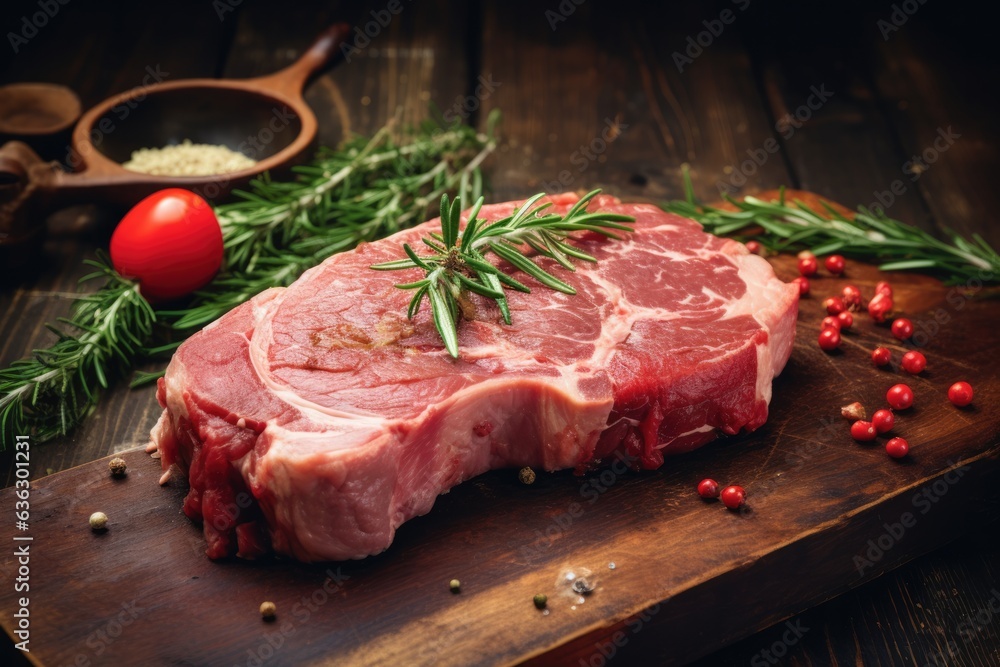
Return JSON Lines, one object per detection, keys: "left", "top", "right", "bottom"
{"left": 110, "top": 189, "right": 223, "bottom": 302}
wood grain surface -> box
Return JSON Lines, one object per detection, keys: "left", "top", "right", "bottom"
{"left": 2, "top": 0, "right": 998, "bottom": 665}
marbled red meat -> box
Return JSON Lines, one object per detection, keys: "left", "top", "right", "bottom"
{"left": 150, "top": 193, "right": 798, "bottom": 562}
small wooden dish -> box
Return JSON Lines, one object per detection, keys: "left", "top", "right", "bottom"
{"left": 0, "top": 83, "right": 82, "bottom": 138}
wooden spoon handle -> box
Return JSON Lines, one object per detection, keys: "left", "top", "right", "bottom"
{"left": 0, "top": 141, "right": 57, "bottom": 237}
{"left": 0, "top": 141, "right": 158, "bottom": 215}
{"left": 252, "top": 23, "right": 352, "bottom": 98}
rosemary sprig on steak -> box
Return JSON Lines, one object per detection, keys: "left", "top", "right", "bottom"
{"left": 663, "top": 166, "right": 1000, "bottom": 284}
{"left": 0, "top": 114, "right": 497, "bottom": 447}
{"left": 371, "top": 189, "right": 635, "bottom": 357}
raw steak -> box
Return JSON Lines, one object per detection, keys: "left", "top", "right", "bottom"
{"left": 150, "top": 193, "right": 798, "bottom": 562}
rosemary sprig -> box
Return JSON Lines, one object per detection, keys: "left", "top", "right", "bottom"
{"left": 371, "top": 189, "right": 635, "bottom": 357}
{"left": 0, "top": 256, "right": 154, "bottom": 444}
{"left": 663, "top": 166, "right": 1000, "bottom": 284}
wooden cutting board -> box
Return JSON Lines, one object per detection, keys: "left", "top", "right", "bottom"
{"left": 2, "top": 253, "right": 999, "bottom": 666}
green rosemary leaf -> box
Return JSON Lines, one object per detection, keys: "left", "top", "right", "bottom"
{"left": 371, "top": 258, "right": 420, "bottom": 271}
{"left": 403, "top": 244, "right": 433, "bottom": 271}
{"left": 129, "top": 369, "right": 166, "bottom": 388}
{"left": 406, "top": 284, "right": 430, "bottom": 320}
{"left": 551, "top": 238, "right": 598, "bottom": 263}
{"left": 490, "top": 241, "right": 576, "bottom": 294}
{"left": 455, "top": 272, "right": 505, "bottom": 299}
{"left": 460, "top": 216, "right": 480, "bottom": 254}
{"left": 427, "top": 281, "right": 459, "bottom": 357}
{"left": 877, "top": 259, "right": 941, "bottom": 271}
{"left": 421, "top": 237, "right": 448, "bottom": 253}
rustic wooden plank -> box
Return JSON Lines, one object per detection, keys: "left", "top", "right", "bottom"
{"left": 223, "top": 0, "right": 472, "bottom": 145}
{"left": 868, "top": 15, "right": 1000, "bottom": 248}
{"left": 692, "top": 529, "right": 1000, "bottom": 667}
{"left": 737, "top": 6, "right": 948, "bottom": 240}
{"left": 478, "top": 0, "right": 791, "bottom": 203}
{"left": 2, "top": 256, "right": 998, "bottom": 666}
{"left": 744, "top": 42, "right": 937, "bottom": 234}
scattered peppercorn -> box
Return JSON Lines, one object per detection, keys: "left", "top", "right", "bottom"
{"left": 823, "top": 296, "right": 846, "bottom": 315}
{"left": 720, "top": 485, "right": 746, "bottom": 510}
{"left": 818, "top": 328, "right": 841, "bottom": 351}
{"left": 518, "top": 467, "right": 536, "bottom": 485}
{"left": 868, "top": 292, "right": 893, "bottom": 323}
{"left": 697, "top": 478, "right": 720, "bottom": 499}
{"left": 449, "top": 579, "right": 461, "bottom": 593}
{"left": 821, "top": 316, "right": 842, "bottom": 331}
{"left": 533, "top": 594, "right": 548, "bottom": 609}
{"left": 850, "top": 420, "right": 877, "bottom": 442}
{"left": 260, "top": 601, "right": 277, "bottom": 621}
{"left": 875, "top": 280, "right": 893, "bottom": 298}
{"left": 792, "top": 276, "right": 810, "bottom": 297}
{"left": 901, "top": 351, "right": 926, "bottom": 374}
{"left": 824, "top": 254, "right": 846, "bottom": 275}
{"left": 891, "top": 318, "right": 914, "bottom": 340}
{"left": 887, "top": 384, "right": 914, "bottom": 410}
{"left": 108, "top": 457, "right": 127, "bottom": 477}
{"left": 841, "top": 284, "right": 863, "bottom": 310}
{"left": 872, "top": 347, "right": 892, "bottom": 367}
{"left": 885, "top": 437, "right": 909, "bottom": 459}
{"left": 836, "top": 310, "right": 854, "bottom": 330}
{"left": 745, "top": 240, "right": 762, "bottom": 255}
{"left": 89, "top": 511, "right": 108, "bottom": 531}
{"left": 798, "top": 255, "right": 818, "bottom": 277}
{"left": 947, "top": 381, "right": 974, "bottom": 407}
{"left": 872, "top": 409, "right": 895, "bottom": 434}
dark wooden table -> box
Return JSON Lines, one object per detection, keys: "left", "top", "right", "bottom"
{"left": 2, "top": 0, "right": 998, "bottom": 664}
